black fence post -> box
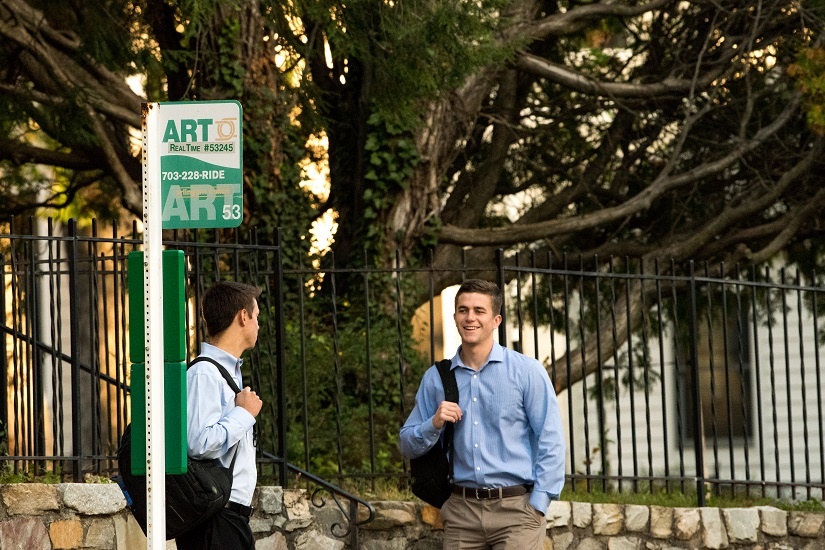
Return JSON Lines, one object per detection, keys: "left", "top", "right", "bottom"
{"left": 274, "top": 229, "right": 288, "bottom": 487}
{"left": 68, "top": 219, "right": 82, "bottom": 481}
{"left": 0, "top": 248, "right": 7, "bottom": 453}
{"left": 349, "top": 499, "right": 359, "bottom": 549}
{"left": 689, "top": 261, "right": 706, "bottom": 506}
{"left": 28, "top": 219, "right": 45, "bottom": 469}
{"left": 496, "top": 249, "right": 507, "bottom": 346}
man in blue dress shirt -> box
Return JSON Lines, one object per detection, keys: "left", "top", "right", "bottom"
{"left": 400, "top": 279, "right": 566, "bottom": 548}
{"left": 176, "top": 281, "right": 263, "bottom": 550}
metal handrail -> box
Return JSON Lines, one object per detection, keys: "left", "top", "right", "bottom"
{"left": 261, "top": 450, "right": 375, "bottom": 547}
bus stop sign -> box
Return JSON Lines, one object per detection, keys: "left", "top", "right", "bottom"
{"left": 155, "top": 101, "right": 243, "bottom": 229}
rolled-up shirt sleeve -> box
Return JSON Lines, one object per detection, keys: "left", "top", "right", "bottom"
{"left": 399, "top": 366, "right": 446, "bottom": 459}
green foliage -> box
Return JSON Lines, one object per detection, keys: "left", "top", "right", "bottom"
{"left": 563, "top": 484, "right": 825, "bottom": 512}
{"left": 216, "top": 17, "right": 246, "bottom": 97}
{"left": 254, "top": 270, "right": 431, "bottom": 480}
{"left": 789, "top": 47, "right": 825, "bottom": 135}
{"left": 0, "top": 465, "right": 63, "bottom": 484}
{"left": 366, "top": 0, "right": 512, "bottom": 122}
{"left": 362, "top": 110, "right": 420, "bottom": 257}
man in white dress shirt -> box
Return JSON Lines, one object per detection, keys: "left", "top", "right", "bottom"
{"left": 175, "top": 281, "right": 263, "bottom": 550}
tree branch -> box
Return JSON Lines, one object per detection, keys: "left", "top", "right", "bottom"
{"left": 524, "top": 0, "right": 676, "bottom": 41}
{"left": 438, "top": 94, "right": 802, "bottom": 246}
{"left": 0, "top": 140, "right": 96, "bottom": 170}
{"left": 516, "top": 52, "right": 727, "bottom": 99}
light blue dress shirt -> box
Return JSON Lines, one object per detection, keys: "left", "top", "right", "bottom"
{"left": 186, "top": 342, "right": 257, "bottom": 506}
{"left": 400, "top": 343, "right": 566, "bottom": 513}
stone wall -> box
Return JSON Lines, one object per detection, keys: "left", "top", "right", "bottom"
{"left": 0, "top": 483, "right": 823, "bottom": 549}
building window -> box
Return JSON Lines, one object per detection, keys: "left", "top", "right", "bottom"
{"left": 675, "top": 303, "right": 752, "bottom": 441}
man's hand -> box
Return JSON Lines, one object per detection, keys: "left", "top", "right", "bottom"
{"left": 432, "top": 400, "right": 462, "bottom": 429}
{"left": 235, "top": 387, "right": 263, "bottom": 417}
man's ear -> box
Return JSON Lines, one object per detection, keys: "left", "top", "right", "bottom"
{"left": 493, "top": 314, "right": 502, "bottom": 328}
{"left": 237, "top": 308, "right": 249, "bottom": 326}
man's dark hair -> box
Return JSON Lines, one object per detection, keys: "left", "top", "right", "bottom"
{"left": 202, "top": 281, "right": 262, "bottom": 338}
{"left": 455, "top": 279, "right": 503, "bottom": 314}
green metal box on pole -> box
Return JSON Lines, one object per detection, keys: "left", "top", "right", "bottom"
{"left": 127, "top": 249, "right": 187, "bottom": 474}
{"left": 128, "top": 250, "right": 187, "bottom": 363}
{"left": 128, "top": 362, "right": 187, "bottom": 475}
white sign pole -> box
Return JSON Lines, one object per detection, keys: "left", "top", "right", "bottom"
{"left": 142, "top": 102, "right": 167, "bottom": 550}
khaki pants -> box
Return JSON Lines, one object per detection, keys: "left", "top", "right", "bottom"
{"left": 440, "top": 492, "right": 546, "bottom": 549}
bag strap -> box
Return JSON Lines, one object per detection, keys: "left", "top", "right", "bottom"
{"left": 188, "top": 356, "right": 242, "bottom": 394}
{"left": 188, "top": 356, "right": 243, "bottom": 470}
{"left": 435, "top": 359, "right": 457, "bottom": 483}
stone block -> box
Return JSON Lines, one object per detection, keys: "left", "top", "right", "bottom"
{"left": 257, "top": 486, "right": 284, "bottom": 515}
{"left": 577, "top": 537, "right": 605, "bottom": 550}
{"left": 256, "top": 531, "right": 288, "bottom": 550}
{"left": 114, "top": 514, "right": 147, "bottom": 550}
{"left": 572, "top": 501, "right": 592, "bottom": 528}
{"left": 1, "top": 484, "right": 59, "bottom": 515}
{"left": 700, "top": 507, "right": 729, "bottom": 549}
{"left": 61, "top": 483, "right": 126, "bottom": 515}
{"left": 593, "top": 503, "right": 623, "bottom": 535}
{"left": 250, "top": 516, "right": 275, "bottom": 533}
{"left": 624, "top": 505, "right": 649, "bottom": 532}
{"left": 85, "top": 517, "right": 116, "bottom": 549}
{"left": 50, "top": 518, "right": 83, "bottom": 550}
{"left": 789, "top": 511, "right": 825, "bottom": 538}
{"left": 552, "top": 530, "right": 574, "bottom": 550}
{"left": 284, "top": 489, "right": 313, "bottom": 531}
{"left": 0, "top": 517, "right": 51, "bottom": 549}
{"left": 547, "top": 500, "right": 571, "bottom": 529}
{"left": 420, "top": 504, "right": 444, "bottom": 530}
{"left": 723, "top": 507, "right": 759, "bottom": 543}
{"left": 757, "top": 506, "right": 787, "bottom": 537}
{"left": 673, "top": 507, "right": 700, "bottom": 540}
{"left": 650, "top": 506, "right": 673, "bottom": 539}
{"left": 294, "top": 528, "right": 345, "bottom": 550}
{"left": 363, "top": 538, "right": 409, "bottom": 550}
{"left": 309, "top": 499, "right": 347, "bottom": 538}
{"left": 364, "top": 501, "right": 417, "bottom": 529}
{"left": 608, "top": 536, "right": 642, "bottom": 550}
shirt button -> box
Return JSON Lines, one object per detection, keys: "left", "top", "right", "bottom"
{"left": 474, "top": 421, "right": 478, "bottom": 425}
{"left": 473, "top": 397, "right": 477, "bottom": 402}
{"left": 474, "top": 443, "right": 478, "bottom": 448}
{"left": 476, "top": 467, "right": 481, "bottom": 471}
{"left": 473, "top": 374, "right": 477, "bottom": 379}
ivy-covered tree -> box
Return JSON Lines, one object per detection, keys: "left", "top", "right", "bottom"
{"left": 2, "top": 0, "right": 825, "bottom": 390}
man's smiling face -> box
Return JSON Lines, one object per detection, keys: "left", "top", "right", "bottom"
{"left": 453, "top": 291, "right": 502, "bottom": 349}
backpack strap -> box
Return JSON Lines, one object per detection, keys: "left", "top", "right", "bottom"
{"left": 435, "top": 359, "right": 457, "bottom": 484}
{"left": 188, "top": 356, "right": 242, "bottom": 394}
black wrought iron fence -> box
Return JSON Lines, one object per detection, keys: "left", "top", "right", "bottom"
{"left": 2, "top": 218, "right": 825, "bottom": 508}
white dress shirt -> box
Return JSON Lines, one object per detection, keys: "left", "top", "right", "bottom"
{"left": 186, "top": 342, "right": 257, "bottom": 506}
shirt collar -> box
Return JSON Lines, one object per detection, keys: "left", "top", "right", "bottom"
{"left": 452, "top": 342, "right": 504, "bottom": 371}
{"left": 200, "top": 342, "right": 242, "bottom": 371}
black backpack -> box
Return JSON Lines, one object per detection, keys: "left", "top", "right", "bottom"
{"left": 116, "top": 357, "right": 242, "bottom": 539}
{"left": 409, "top": 359, "right": 458, "bottom": 508}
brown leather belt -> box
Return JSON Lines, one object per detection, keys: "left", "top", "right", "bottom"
{"left": 225, "top": 501, "right": 255, "bottom": 517}
{"left": 451, "top": 484, "right": 533, "bottom": 499}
